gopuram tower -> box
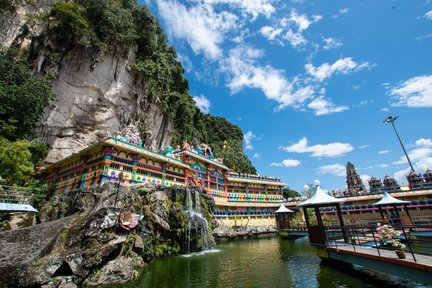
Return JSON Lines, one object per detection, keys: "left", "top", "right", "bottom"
{"left": 346, "top": 162, "right": 366, "bottom": 195}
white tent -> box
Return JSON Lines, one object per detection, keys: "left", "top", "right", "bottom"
{"left": 373, "top": 191, "right": 410, "bottom": 206}
{"left": 297, "top": 185, "right": 344, "bottom": 207}
{"left": 274, "top": 203, "right": 294, "bottom": 213}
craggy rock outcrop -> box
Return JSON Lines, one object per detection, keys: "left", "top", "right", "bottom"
{"left": 0, "top": 0, "right": 54, "bottom": 49}
{"left": 213, "top": 223, "right": 277, "bottom": 241}
{"left": 0, "top": 0, "right": 175, "bottom": 164}
{"left": 0, "top": 183, "right": 215, "bottom": 287}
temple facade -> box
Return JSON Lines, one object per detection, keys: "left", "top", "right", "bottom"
{"left": 42, "top": 128, "right": 285, "bottom": 227}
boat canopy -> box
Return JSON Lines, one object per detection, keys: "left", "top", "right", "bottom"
{"left": 274, "top": 203, "right": 294, "bottom": 213}
{"left": 297, "top": 185, "right": 345, "bottom": 207}
{"left": 373, "top": 191, "right": 410, "bottom": 206}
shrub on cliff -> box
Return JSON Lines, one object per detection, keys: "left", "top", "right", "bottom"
{"left": 0, "top": 50, "right": 55, "bottom": 140}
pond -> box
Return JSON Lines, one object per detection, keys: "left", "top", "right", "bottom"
{"left": 125, "top": 237, "right": 426, "bottom": 288}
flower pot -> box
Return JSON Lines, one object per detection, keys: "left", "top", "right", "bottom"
{"left": 395, "top": 250, "right": 406, "bottom": 259}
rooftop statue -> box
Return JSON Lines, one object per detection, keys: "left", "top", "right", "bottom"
{"left": 113, "top": 126, "right": 143, "bottom": 147}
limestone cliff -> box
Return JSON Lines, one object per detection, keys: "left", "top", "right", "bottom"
{"left": 1, "top": 0, "right": 175, "bottom": 164}
{"left": 0, "top": 0, "right": 257, "bottom": 174}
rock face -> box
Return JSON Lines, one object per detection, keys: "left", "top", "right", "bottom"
{"left": 0, "top": 0, "right": 175, "bottom": 164}
{"left": 37, "top": 45, "right": 174, "bottom": 163}
{"left": 0, "top": 183, "right": 215, "bottom": 287}
{"left": 213, "top": 223, "right": 277, "bottom": 241}
{"left": 0, "top": 0, "right": 54, "bottom": 49}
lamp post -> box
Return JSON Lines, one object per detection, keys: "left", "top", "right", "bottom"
{"left": 384, "top": 116, "right": 415, "bottom": 172}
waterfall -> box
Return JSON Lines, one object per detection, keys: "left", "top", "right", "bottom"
{"left": 184, "top": 188, "right": 214, "bottom": 254}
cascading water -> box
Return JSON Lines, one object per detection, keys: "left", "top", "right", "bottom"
{"left": 184, "top": 188, "right": 215, "bottom": 254}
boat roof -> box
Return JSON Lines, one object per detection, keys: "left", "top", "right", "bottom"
{"left": 274, "top": 203, "right": 294, "bottom": 213}
{"left": 373, "top": 191, "right": 410, "bottom": 205}
{"left": 0, "top": 203, "right": 38, "bottom": 213}
{"left": 297, "top": 185, "right": 345, "bottom": 207}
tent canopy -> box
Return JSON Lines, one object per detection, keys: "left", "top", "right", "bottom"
{"left": 297, "top": 185, "right": 344, "bottom": 207}
{"left": 274, "top": 203, "right": 294, "bottom": 213}
{"left": 373, "top": 192, "right": 410, "bottom": 206}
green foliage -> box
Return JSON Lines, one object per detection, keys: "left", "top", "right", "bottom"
{"left": 48, "top": 1, "right": 92, "bottom": 48}
{"left": 85, "top": 0, "right": 137, "bottom": 53}
{"left": 28, "top": 141, "right": 49, "bottom": 166}
{"left": 27, "top": 179, "right": 49, "bottom": 207}
{"left": 282, "top": 187, "right": 301, "bottom": 199}
{"left": 0, "top": 50, "right": 55, "bottom": 140}
{"left": 0, "top": 137, "right": 34, "bottom": 185}
{"left": 154, "top": 240, "right": 180, "bottom": 257}
{"left": 124, "top": 233, "right": 137, "bottom": 257}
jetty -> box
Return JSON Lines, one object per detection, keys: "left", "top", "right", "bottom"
{"left": 297, "top": 183, "right": 432, "bottom": 286}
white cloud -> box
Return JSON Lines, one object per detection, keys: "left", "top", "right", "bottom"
{"left": 261, "top": 10, "right": 321, "bottom": 48}
{"left": 394, "top": 147, "right": 432, "bottom": 165}
{"left": 305, "top": 57, "right": 372, "bottom": 82}
{"left": 339, "top": 8, "right": 349, "bottom": 14}
{"left": 393, "top": 157, "right": 432, "bottom": 184}
{"left": 243, "top": 131, "right": 256, "bottom": 150}
{"left": 193, "top": 95, "right": 211, "bottom": 113}
{"left": 425, "top": 11, "right": 432, "bottom": 20}
{"left": 281, "top": 137, "right": 353, "bottom": 158}
{"left": 323, "top": 37, "right": 343, "bottom": 50}
{"left": 381, "top": 107, "right": 390, "bottom": 112}
{"left": 288, "top": 10, "right": 322, "bottom": 31}
{"left": 205, "top": 0, "right": 275, "bottom": 19}
{"left": 220, "top": 45, "right": 314, "bottom": 110}
{"left": 284, "top": 29, "right": 308, "bottom": 47}
{"left": 389, "top": 75, "right": 432, "bottom": 107}
{"left": 358, "top": 145, "right": 370, "bottom": 149}
{"left": 307, "top": 96, "right": 348, "bottom": 116}
{"left": 253, "top": 153, "right": 260, "bottom": 159}
{"left": 271, "top": 158, "right": 301, "bottom": 167}
{"left": 318, "top": 164, "right": 346, "bottom": 176}
{"left": 378, "top": 150, "right": 390, "bottom": 154}
{"left": 376, "top": 164, "right": 389, "bottom": 168}
{"left": 416, "top": 138, "right": 432, "bottom": 147}
{"left": 360, "top": 174, "right": 371, "bottom": 190}
{"left": 156, "top": 0, "right": 237, "bottom": 60}
{"left": 260, "top": 26, "right": 283, "bottom": 41}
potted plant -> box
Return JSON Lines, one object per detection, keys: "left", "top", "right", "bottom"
{"left": 376, "top": 224, "right": 406, "bottom": 259}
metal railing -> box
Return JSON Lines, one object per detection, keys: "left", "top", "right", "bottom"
{"left": 324, "top": 222, "right": 432, "bottom": 263}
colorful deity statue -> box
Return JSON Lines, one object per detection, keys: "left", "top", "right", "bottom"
{"left": 182, "top": 140, "right": 190, "bottom": 150}
{"left": 165, "top": 145, "right": 173, "bottom": 157}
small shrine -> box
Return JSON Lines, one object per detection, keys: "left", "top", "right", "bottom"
{"left": 407, "top": 171, "right": 424, "bottom": 190}
{"left": 368, "top": 177, "right": 383, "bottom": 194}
{"left": 382, "top": 175, "right": 401, "bottom": 192}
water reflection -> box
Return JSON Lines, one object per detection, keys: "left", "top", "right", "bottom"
{"left": 125, "top": 237, "right": 424, "bottom": 288}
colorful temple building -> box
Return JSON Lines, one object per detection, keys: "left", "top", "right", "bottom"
{"left": 42, "top": 128, "right": 285, "bottom": 227}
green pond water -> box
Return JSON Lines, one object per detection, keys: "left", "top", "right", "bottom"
{"left": 125, "top": 237, "right": 426, "bottom": 288}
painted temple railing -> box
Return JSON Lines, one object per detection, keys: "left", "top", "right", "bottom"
{"left": 207, "top": 190, "right": 284, "bottom": 203}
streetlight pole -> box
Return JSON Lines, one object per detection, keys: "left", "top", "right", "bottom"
{"left": 384, "top": 116, "right": 415, "bottom": 172}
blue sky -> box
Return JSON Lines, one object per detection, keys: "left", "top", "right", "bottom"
{"left": 141, "top": 0, "right": 432, "bottom": 192}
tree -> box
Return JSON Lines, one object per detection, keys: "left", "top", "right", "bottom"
{"left": 0, "top": 137, "right": 34, "bottom": 186}
{"left": 0, "top": 50, "right": 55, "bottom": 140}
{"left": 282, "top": 187, "right": 301, "bottom": 199}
